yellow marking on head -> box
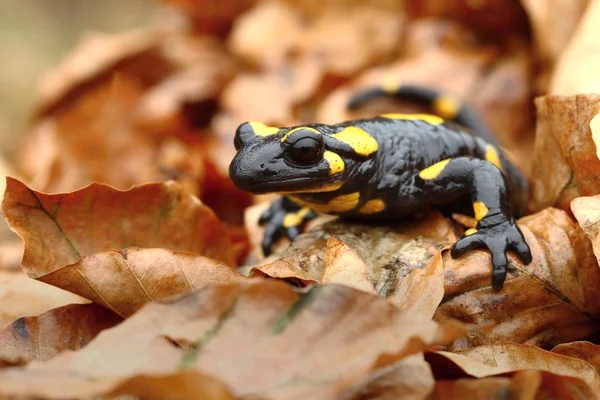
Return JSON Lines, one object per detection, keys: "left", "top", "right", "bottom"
{"left": 332, "top": 126, "right": 379, "bottom": 157}
{"left": 381, "top": 113, "right": 444, "bottom": 125}
{"left": 473, "top": 201, "right": 489, "bottom": 221}
{"left": 465, "top": 228, "right": 478, "bottom": 236}
{"left": 358, "top": 199, "right": 386, "bottom": 214}
{"left": 433, "top": 95, "right": 461, "bottom": 120}
{"left": 418, "top": 159, "right": 451, "bottom": 180}
{"left": 293, "top": 192, "right": 360, "bottom": 214}
{"left": 282, "top": 207, "right": 311, "bottom": 228}
{"left": 249, "top": 121, "right": 280, "bottom": 137}
{"left": 324, "top": 151, "right": 344, "bottom": 175}
{"left": 485, "top": 145, "right": 503, "bottom": 171}
{"left": 281, "top": 126, "right": 320, "bottom": 143}
{"left": 381, "top": 76, "right": 401, "bottom": 94}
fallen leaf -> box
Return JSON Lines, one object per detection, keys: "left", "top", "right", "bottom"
{"left": 0, "top": 303, "right": 122, "bottom": 364}
{"left": 405, "top": 0, "right": 531, "bottom": 38}
{"left": 0, "top": 279, "right": 464, "bottom": 400}
{"left": 528, "top": 94, "right": 600, "bottom": 213}
{"left": 0, "top": 271, "right": 86, "bottom": 331}
{"left": 572, "top": 195, "right": 600, "bottom": 269}
{"left": 552, "top": 341, "right": 600, "bottom": 376}
{"left": 337, "top": 354, "right": 435, "bottom": 400}
{"left": 2, "top": 178, "right": 242, "bottom": 316}
{"left": 436, "top": 207, "right": 600, "bottom": 350}
{"left": 430, "top": 370, "right": 597, "bottom": 400}
{"left": 251, "top": 209, "right": 453, "bottom": 315}
{"left": 35, "top": 28, "right": 164, "bottom": 117}
{"left": 426, "top": 344, "right": 600, "bottom": 396}
{"left": 321, "top": 237, "right": 376, "bottom": 295}
{"left": 519, "top": 0, "right": 589, "bottom": 93}
{"left": 550, "top": 0, "right": 600, "bottom": 94}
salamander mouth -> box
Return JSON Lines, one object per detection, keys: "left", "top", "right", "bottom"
{"left": 236, "top": 177, "right": 339, "bottom": 194}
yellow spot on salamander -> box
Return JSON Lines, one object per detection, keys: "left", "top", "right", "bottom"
{"left": 293, "top": 192, "right": 360, "bottom": 214}
{"left": 485, "top": 145, "right": 503, "bottom": 171}
{"left": 281, "top": 126, "right": 320, "bottom": 143}
{"left": 465, "top": 228, "right": 478, "bottom": 236}
{"left": 381, "top": 77, "right": 401, "bottom": 94}
{"left": 282, "top": 207, "right": 311, "bottom": 228}
{"left": 473, "top": 201, "right": 489, "bottom": 221}
{"left": 591, "top": 114, "right": 600, "bottom": 160}
{"left": 418, "top": 159, "right": 451, "bottom": 180}
{"left": 324, "top": 151, "right": 344, "bottom": 175}
{"left": 249, "top": 121, "right": 279, "bottom": 137}
{"left": 332, "top": 126, "right": 379, "bottom": 156}
{"left": 381, "top": 113, "right": 444, "bottom": 125}
{"left": 433, "top": 95, "right": 461, "bottom": 120}
{"left": 358, "top": 199, "right": 386, "bottom": 214}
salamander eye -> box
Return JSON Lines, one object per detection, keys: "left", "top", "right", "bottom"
{"left": 287, "top": 136, "right": 324, "bottom": 165}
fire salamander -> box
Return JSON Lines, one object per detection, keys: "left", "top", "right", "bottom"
{"left": 229, "top": 83, "right": 532, "bottom": 290}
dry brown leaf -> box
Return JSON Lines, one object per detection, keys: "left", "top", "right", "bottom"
{"left": 426, "top": 344, "right": 600, "bottom": 396}
{"left": 0, "top": 279, "right": 463, "bottom": 400}
{"left": 35, "top": 28, "right": 164, "bottom": 116}
{"left": 0, "top": 303, "right": 122, "bottom": 364}
{"left": 337, "top": 354, "right": 435, "bottom": 400}
{"left": 405, "top": 0, "right": 531, "bottom": 38}
{"left": 321, "top": 237, "right": 376, "bottom": 295}
{"left": 221, "top": 56, "right": 324, "bottom": 124}
{"left": 430, "top": 370, "right": 597, "bottom": 400}
{"left": 228, "top": 1, "right": 304, "bottom": 68}
{"left": 0, "top": 271, "right": 86, "bottom": 331}
{"left": 572, "top": 195, "right": 600, "bottom": 267}
{"left": 166, "top": 0, "right": 257, "bottom": 35}
{"left": 552, "top": 342, "right": 600, "bottom": 376}
{"left": 520, "top": 0, "right": 589, "bottom": 93}
{"left": 436, "top": 207, "right": 600, "bottom": 350}
{"left": 550, "top": 0, "right": 600, "bottom": 94}
{"left": 251, "top": 209, "right": 453, "bottom": 315}
{"left": 529, "top": 94, "right": 600, "bottom": 213}
{"left": 2, "top": 178, "right": 242, "bottom": 316}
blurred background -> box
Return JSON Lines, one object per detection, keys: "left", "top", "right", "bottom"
{"left": 0, "top": 0, "right": 160, "bottom": 159}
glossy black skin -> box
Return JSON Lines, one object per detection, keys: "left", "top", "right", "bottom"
{"left": 229, "top": 85, "right": 532, "bottom": 290}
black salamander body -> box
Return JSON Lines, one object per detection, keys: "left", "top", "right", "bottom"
{"left": 229, "top": 84, "right": 532, "bottom": 290}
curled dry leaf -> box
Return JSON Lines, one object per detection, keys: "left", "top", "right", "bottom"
{"left": 427, "top": 343, "right": 600, "bottom": 395}
{"left": 337, "top": 354, "right": 434, "bottom": 400}
{"left": 572, "top": 195, "right": 600, "bottom": 266}
{"left": 250, "top": 208, "right": 453, "bottom": 316}
{"left": 0, "top": 279, "right": 464, "bottom": 400}
{"left": 430, "top": 370, "right": 597, "bottom": 400}
{"left": 2, "top": 178, "right": 242, "bottom": 316}
{"left": 552, "top": 341, "right": 600, "bottom": 377}
{"left": 519, "top": 0, "right": 589, "bottom": 93}
{"left": 0, "top": 271, "right": 86, "bottom": 331}
{"left": 405, "top": 0, "right": 531, "bottom": 38}
{"left": 436, "top": 208, "right": 600, "bottom": 350}
{"left": 528, "top": 94, "right": 600, "bottom": 213}
{"left": 35, "top": 28, "right": 163, "bottom": 116}
{"left": 0, "top": 303, "right": 122, "bottom": 364}
{"left": 550, "top": 0, "right": 600, "bottom": 94}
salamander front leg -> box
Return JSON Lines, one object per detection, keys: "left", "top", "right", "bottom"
{"left": 414, "top": 157, "right": 532, "bottom": 290}
{"left": 259, "top": 197, "right": 317, "bottom": 256}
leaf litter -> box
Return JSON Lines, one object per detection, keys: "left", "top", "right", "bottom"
{"left": 2, "top": 0, "right": 600, "bottom": 398}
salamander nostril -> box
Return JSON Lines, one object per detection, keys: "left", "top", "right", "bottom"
{"left": 260, "top": 164, "right": 265, "bottom": 169}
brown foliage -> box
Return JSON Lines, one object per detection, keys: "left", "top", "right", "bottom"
{"left": 2, "top": 0, "right": 600, "bottom": 398}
